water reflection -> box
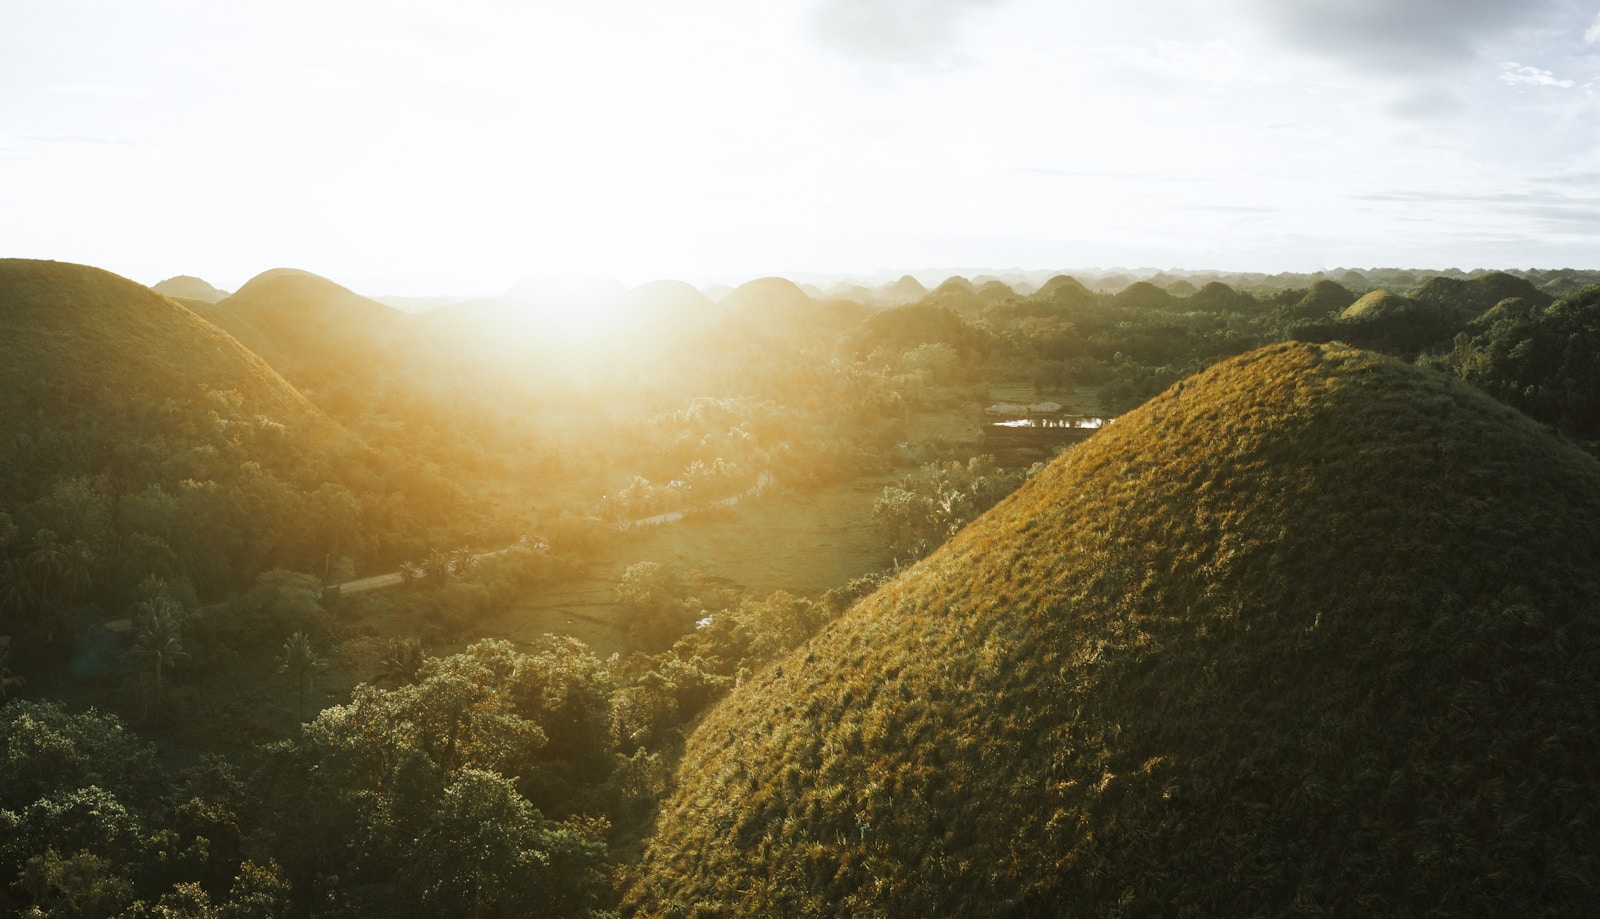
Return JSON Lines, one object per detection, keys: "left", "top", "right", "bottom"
{"left": 992, "top": 416, "right": 1110, "bottom": 429}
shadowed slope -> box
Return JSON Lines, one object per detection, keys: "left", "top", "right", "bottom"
{"left": 628, "top": 342, "right": 1600, "bottom": 917}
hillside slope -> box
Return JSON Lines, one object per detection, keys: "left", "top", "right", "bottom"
{"left": 628, "top": 342, "right": 1600, "bottom": 917}
{"left": 208, "top": 268, "right": 412, "bottom": 394}
{"left": 0, "top": 259, "right": 320, "bottom": 440}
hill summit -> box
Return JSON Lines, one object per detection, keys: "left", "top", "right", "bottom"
{"left": 628, "top": 342, "right": 1600, "bottom": 916}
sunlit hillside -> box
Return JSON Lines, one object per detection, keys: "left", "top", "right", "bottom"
{"left": 207, "top": 269, "right": 413, "bottom": 397}
{"left": 627, "top": 342, "right": 1600, "bottom": 916}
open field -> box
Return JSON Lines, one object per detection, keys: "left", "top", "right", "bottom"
{"left": 480, "top": 473, "right": 898, "bottom": 657}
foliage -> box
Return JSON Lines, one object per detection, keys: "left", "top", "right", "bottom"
{"left": 1433, "top": 284, "right": 1600, "bottom": 437}
{"left": 872, "top": 455, "right": 1029, "bottom": 563}
{"left": 276, "top": 631, "right": 327, "bottom": 723}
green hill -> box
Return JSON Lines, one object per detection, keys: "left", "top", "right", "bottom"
{"left": 1033, "top": 274, "right": 1095, "bottom": 307}
{"left": 627, "top": 342, "right": 1600, "bottom": 916}
{"left": 1113, "top": 279, "right": 1176, "bottom": 309}
{"left": 208, "top": 268, "right": 412, "bottom": 394}
{"left": 0, "top": 259, "right": 320, "bottom": 447}
{"left": 1409, "top": 272, "right": 1552, "bottom": 319}
{"left": 1291, "top": 278, "right": 1357, "bottom": 318}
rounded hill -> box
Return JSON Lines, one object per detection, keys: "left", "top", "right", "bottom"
{"left": 628, "top": 342, "right": 1600, "bottom": 916}
{"left": 211, "top": 268, "right": 412, "bottom": 388}
{"left": 150, "top": 274, "right": 229, "bottom": 303}
{"left": 0, "top": 259, "right": 318, "bottom": 432}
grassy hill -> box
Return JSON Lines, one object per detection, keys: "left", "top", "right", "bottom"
{"left": 207, "top": 268, "right": 412, "bottom": 396}
{"left": 151, "top": 274, "right": 229, "bottom": 303}
{"left": 626, "top": 342, "right": 1600, "bottom": 916}
{"left": 0, "top": 259, "right": 322, "bottom": 452}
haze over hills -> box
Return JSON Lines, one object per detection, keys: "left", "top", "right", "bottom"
{"left": 627, "top": 342, "right": 1600, "bottom": 916}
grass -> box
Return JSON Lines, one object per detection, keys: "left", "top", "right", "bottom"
{"left": 625, "top": 342, "right": 1600, "bottom": 917}
{"left": 467, "top": 474, "right": 898, "bottom": 659}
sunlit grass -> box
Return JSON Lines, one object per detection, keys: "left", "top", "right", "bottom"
{"left": 627, "top": 341, "right": 1600, "bottom": 916}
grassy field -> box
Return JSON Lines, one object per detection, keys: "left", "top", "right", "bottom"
{"left": 483, "top": 473, "right": 897, "bottom": 657}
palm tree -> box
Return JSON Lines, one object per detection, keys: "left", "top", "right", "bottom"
{"left": 399, "top": 560, "right": 425, "bottom": 589}
{"left": 60, "top": 542, "right": 94, "bottom": 604}
{"left": 0, "top": 558, "right": 34, "bottom": 621}
{"left": 0, "top": 642, "right": 23, "bottom": 699}
{"left": 25, "top": 534, "right": 66, "bottom": 605}
{"left": 278, "top": 631, "right": 328, "bottom": 722}
{"left": 131, "top": 602, "right": 188, "bottom": 720}
{"left": 377, "top": 636, "right": 428, "bottom": 686}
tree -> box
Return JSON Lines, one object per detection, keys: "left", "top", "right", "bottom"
{"left": 377, "top": 636, "right": 428, "bottom": 686}
{"left": 0, "top": 642, "right": 23, "bottom": 699}
{"left": 616, "top": 561, "right": 693, "bottom": 649}
{"left": 277, "top": 632, "right": 327, "bottom": 722}
{"left": 132, "top": 599, "right": 189, "bottom": 720}
{"left": 415, "top": 768, "right": 607, "bottom": 918}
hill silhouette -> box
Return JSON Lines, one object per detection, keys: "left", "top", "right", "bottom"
{"left": 721, "top": 277, "right": 823, "bottom": 340}
{"left": 628, "top": 342, "right": 1600, "bottom": 916}
{"left": 208, "top": 269, "right": 412, "bottom": 394}
{"left": 1113, "top": 279, "right": 1176, "bottom": 309}
{"left": 1031, "top": 274, "right": 1097, "bottom": 311}
{"left": 151, "top": 274, "right": 229, "bottom": 303}
{"left": 879, "top": 274, "right": 928, "bottom": 304}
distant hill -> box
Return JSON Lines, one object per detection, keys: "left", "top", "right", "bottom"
{"left": 1033, "top": 274, "right": 1096, "bottom": 308}
{"left": 1408, "top": 272, "right": 1552, "bottom": 319}
{"left": 878, "top": 274, "right": 927, "bottom": 305}
{"left": 207, "top": 269, "right": 412, "bottom": 395}
{"left": 611, "top": 279, "right": 724, "bottom": 347}
{"left": 720, "top": 276, "right": 821, "bottom": 339}
{"left": 1291, "top": 278, "right": 1357, "bottom": 318}
{"left": 628, "top": 342, "right": 1600, "bottom": 916}
{"left": 1113, "top": 279, "right": 1176, "bottom": 309}
{"left": 151, "top": 274, "right": 229, "bottom": 303}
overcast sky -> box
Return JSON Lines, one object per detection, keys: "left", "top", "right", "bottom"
{"left": 5, "top": 0, "right": 1600, "bottom": 294}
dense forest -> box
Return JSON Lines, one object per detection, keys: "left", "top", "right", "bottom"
{"left": 4, "top": 257, "right": 1600, "bottom": 916}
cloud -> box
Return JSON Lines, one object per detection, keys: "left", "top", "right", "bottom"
{"left": 1499, "top": 62, "right": 1575, "bottom": 87}
{"left": 1236, "top": 0, "right": 1559, "bottom": 74}
{"left": 807, "top": 0, "right": 1009, "bottom": 66}
{"left": 1587, "top": 13, "right": 1600, "bottom": 45}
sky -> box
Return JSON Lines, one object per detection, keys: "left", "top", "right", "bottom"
{"left": 5, "top": 0, "right": 1600, "bottom": 295}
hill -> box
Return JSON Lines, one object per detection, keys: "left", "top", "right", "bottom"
{"left": 879, "top": 274, "right": 928, "bottom": 304}
{"left": 0, "top": 259, "right": 319, "bottom": 445}
{"left": 0, "top": 259, "right": 359, "bottom": 646}
{"left": 207, "top": 269, "right": 412, "bottom": 394}
{"left": 150, "top": 274, "right": 229, "bottom": 303}
{"left": 1409, "top": 272, "right": 1551, "bottom": 319}
{"left": 1290, "top": 278, "right": 1357, "bottom": 318}
{"left": 720, "top": 276, "right": 822, "bottom": 340}
{"left": 627, "top": 342, "right": 1600, "bottom": 916}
